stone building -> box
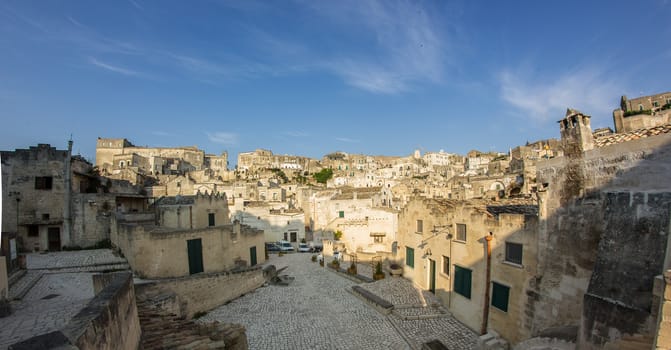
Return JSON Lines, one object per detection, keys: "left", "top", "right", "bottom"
{"left": 2, "top": 142, "right": 147, "bottom": 251}
{"left": 230, "top": 202, "right": 305, "bottom": 244}
{"left": 96, "top": 137, "right": 227, "bottom": 176}
{"left": 112, "top": 192, "right": 264, "bottom": 278}
{"left": 612, "top": 92, "right": 671, "bottom": 133}
{"left": 397, "top": 196, "right": 538, "bottom": 344}
{"left": 237, "top": 148, "right": 316, "bottom": 175}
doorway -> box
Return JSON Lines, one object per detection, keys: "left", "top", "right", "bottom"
{"left": 250, "top": 246, "right": 257, "bottom": 266}
{"left": 187, "top": 238, "right": 204, "bottom": 274}
{"left": 47, "top": 227, "right": 61, "bottom": 251}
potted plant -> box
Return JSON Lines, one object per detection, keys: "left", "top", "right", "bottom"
{"left": 373, "top": 261, "right": 385, "bottom": 280}
{"left": 311, "top": 254, "right": 317, "bottom": 262}
{"left": 347, "top": 261, "right": 357, "bottom": 275}
{"left": 331, "top": 258, "right": 340, "bottom": 270}
{"left": 389, "top": 263, "right": 403, "bottom": 277}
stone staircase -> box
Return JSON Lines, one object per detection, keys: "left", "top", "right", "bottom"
{"left": 137, "top": 301, "right": 248, "bottom": 350}
{"left": 476, "top": 331, "right": 509, "bottom": 350}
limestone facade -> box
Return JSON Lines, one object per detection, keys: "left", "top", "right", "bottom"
{"left": 398, "top": 196, "right": 538, "bottom": 343}
{"left": 2, "top": 143, "right": 146, "bottom": 251}
{"left": 113, "top": 216, "right": 265, "bottom": 278}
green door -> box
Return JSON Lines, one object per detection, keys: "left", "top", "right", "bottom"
{"left": 187, "top": 239, "right": 204, "bottom": 274}
{"left": 429, "top": 259, "right": 436, "bottom": 294}
{"left": 250, "top": 246, "right": 257, "bottom": 266}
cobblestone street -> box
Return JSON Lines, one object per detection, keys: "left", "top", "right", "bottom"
{"left": 200, "top": 253, "right": 477, "bottom": 350}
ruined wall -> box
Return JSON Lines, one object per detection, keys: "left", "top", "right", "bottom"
{"left": 578, "top": 191, "right": 671, "bottom": 349}
{"left": 135, "top": 267, "right": 264, "bottom": 319}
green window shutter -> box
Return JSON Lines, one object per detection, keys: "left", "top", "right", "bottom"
{"left": 406, "top": 247, "right": 414, "bottom": 268}
{"left": 339, "top": 211, "right": 344, "bottom": 218}
{"left": 454, "top": 266, "right": 472, "bottom": 299}
{"left": 492, "top": 282, "right": 510, "bottom": 312}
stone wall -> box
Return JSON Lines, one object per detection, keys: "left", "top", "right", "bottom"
{"left": 9, "top": 272, "right": 141, "bottom": 350}
{"left": 532, "top": 133, "right": 671, "bottom": 338}
{"left": 578, "top": 191, "right": 671, "bottom": 349}
{"left": 112, "top": 218, "right": 265, "bottom": 278}
{"left": 654, "top": 271, "right": 671, "bottom": 349}
{"left": 135, "top": 267, "right": 264, "bottom": 319}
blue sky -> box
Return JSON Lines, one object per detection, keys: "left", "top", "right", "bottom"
{"left": 1, "top": 0, "right": 670, "bottom": 165}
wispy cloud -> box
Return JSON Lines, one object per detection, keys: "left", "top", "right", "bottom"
{"left": 207, "top": 132, "right": 238, "bottom": 145}
{"left": 284, "top": 131, "right": 309, "bottom": 137}
{"left": 499, "top": 66, "right": 621, "bottom": 122}
{"left": 128, "top": 0, "right": 144, "bottom": 10}
{"left": 88, "top": 57, "right": 140, "bottom": 76}
{"left": 335, "top": 137, "right": 359, "bottom": 143}
{"left": 303, "top": 0, "right": 451, "bottom": 94}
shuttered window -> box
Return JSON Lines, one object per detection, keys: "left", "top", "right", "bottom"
{"left": 454, "top": 265, "right": 472, "bottom": 299}
{"left": 492, "top": 282, "right": 510, "bottom": 312}
{"left": 406, "top": 247, "right": 414, "bottom": 268}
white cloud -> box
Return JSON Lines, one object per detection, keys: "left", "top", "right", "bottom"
{"left": 309, "top": 0, "right": 450, "bottom": 94}
{"left": 335, "top": 137, "right": 359, "bottom": 143}
{"left": 499, "top": 66, "right": 621, "bottom": 122}
{"left": 284, "top": 131, "right": 309, "bottom": 137}
{"left": 207, "top": 132, "right": 238, "bottom": 145}
{"left": 89, "top": 57, "right": 140, "bottom": 76}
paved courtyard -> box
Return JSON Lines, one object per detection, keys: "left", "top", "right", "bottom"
{"left": 200, "top": 253, "right": 477, "bottom": 350}
{"left": 0, "top": 249, "right": 128, "bottom": 349}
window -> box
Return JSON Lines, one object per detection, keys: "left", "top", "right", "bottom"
{"left": 456, "top": 224, "right": 467, "bottom": 241}
{"left": 639, "top": 104, "right": 644, "bottom": 111}
{"left": 406, "top": 247, "right": 415, "bottom": 268}
{"left": 35, "top": 176, "right": 53, "bottom": 190}
{"left": 208, "top": 213, "right": 215, "bottom": 227}
{"left": 339, "top": 211, "right": 344, "bottom": 218}
{"left": 492, "top": 282, "right": 510, "bottom": 312}
{"left": 442, "top": 255, "right": 450, "bottom": 276}
{"left": 28, "top": 225, "right": 39, "bottom": 237}
{"left": 454, "top": 266, "right": 472, "bottom": 299}
{"left": 505, "top": 242, "right": 523, "bottom": 265}
{"left": 283, "top": 232, "right": 288, "bottom": 241}
{"left": 374, "top": 236, "right": 384, "bottom": 243}
{"left": 653, "top": 101, "right": 659, "bottom": 107}
{"left": 42, "top": 213, "right": 50, "bottom": 220}
{"left": 416, "top": 219, "right": 423, "bottom": 233}
{"left": 290, "top": 231, "right": 297, "bottom": 242}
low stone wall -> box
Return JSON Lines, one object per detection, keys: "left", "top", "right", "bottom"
{"left": 135, "top": 267, "right": 264, "bottom": 319}
{"left": 9, "top": 272, "right": 141, "bottom": 350}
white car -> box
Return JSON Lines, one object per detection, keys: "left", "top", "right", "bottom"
{"left": 298, "top": 243, "right": 311, "bottom": 252}
{"left": 277, "top": 241, "right": 295, "bottom": 252}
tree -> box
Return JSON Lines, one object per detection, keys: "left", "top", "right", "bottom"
{"left": 313, "top": 168, "right": 333, "bottom": 184}
{"left": 333, "top": 230, "right": 343, "bottom": 241}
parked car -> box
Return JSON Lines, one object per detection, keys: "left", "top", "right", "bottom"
{"left": 266, "top": 243, "right": 281, "bottom": 252}
{"left": 309, "top": 242, "right": 323, "bottom": 252}
{"left": 277, "top": 241, "right": 295, "bottom": 252}
{"left": 298, "top": 243, "right": 311, "bottom": 252}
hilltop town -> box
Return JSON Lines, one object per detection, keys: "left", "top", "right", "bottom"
{"left": 2, "top": 91, "right": 671, "bottom": 349}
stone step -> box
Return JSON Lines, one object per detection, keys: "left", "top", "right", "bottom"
{"left": 8, "top": 271, "right": 44, "bottom": 300}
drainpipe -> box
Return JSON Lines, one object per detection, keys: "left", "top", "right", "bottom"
{"left": 482, "top": 232, "right": 493, "bottom": 335}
